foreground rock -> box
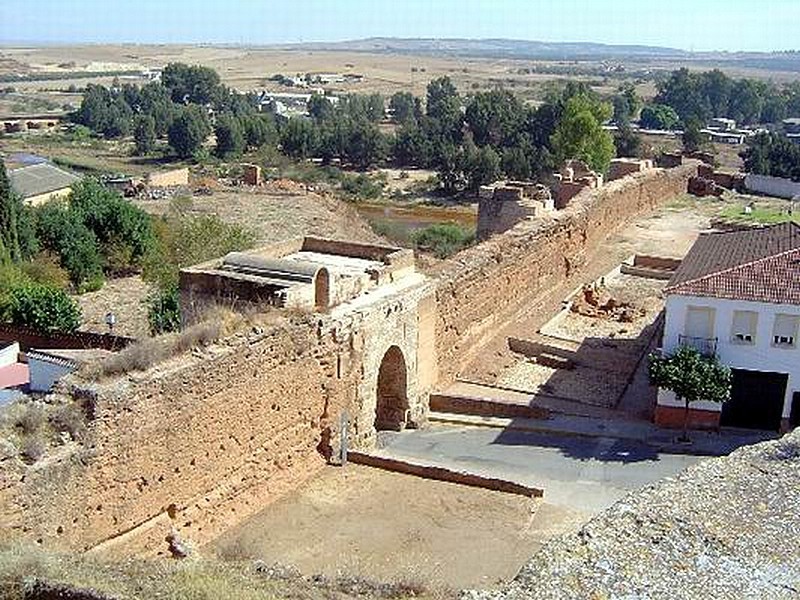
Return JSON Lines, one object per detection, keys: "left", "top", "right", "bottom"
{"left": 474, "top": 429, "right": 800, "bottom": 600}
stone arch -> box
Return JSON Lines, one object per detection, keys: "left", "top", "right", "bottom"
{"left": 314, "top": 267, "right": 330, "bottom": 311}
{"left": 375, "top": 345, "right": 408, "bottom": 431}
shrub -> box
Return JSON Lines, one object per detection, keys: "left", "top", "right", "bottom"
{"left": 411, "top": 223, "right": 475, "bottom": 258}
{"left": 147, "top": 285, "right": 181, "bottom": 335}
{"left": 12, "top": 403, "right": 46, "bottom": 435}
{"left": 49, "top": 404, "right": 87, "bottom": 441}
{"left": 19, "top": 433, "right": 47, "bottom": 464}
{"left": 7, "top": 284, "right": 81, "bottom": 333}
{"left": 340, "top": 173, "right": 385, "bottom": 200}
{"left": 19, "top": 253, "right": 70, "bottom": 289}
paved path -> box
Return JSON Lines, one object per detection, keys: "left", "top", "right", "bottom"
{"left": 377, "top": 425, "right": 702, "bottom": 513}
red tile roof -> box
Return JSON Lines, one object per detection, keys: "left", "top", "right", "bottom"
{"left": 666, "top": 223, "right": 800, "bottom": 305}
{"left": 0, "top": 363, "right": 29, "bottom": 389}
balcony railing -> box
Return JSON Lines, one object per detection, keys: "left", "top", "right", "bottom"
{"left": 678, "top": 334, "right": 718, "bottom": 357}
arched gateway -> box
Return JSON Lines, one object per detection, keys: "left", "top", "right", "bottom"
{"left": 375, "top": 345, "right": 409, "bottom": 431}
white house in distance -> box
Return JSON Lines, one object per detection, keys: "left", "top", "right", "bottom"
{"left": 656, "top": 222, "right": 800, "bottom": 432}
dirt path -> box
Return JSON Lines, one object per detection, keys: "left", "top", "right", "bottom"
{"left": 209, "top": 465, "right": 585, "bottom": 590}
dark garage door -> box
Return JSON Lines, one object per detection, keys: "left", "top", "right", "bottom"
{"left": 721, "top": 369, "right": 787, "bottom": 431}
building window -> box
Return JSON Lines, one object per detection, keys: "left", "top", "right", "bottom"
{"left": 684, "top": 306, "right": 715, "bottom": 338}
{"left": 681, "top": 306, "right": 717, "bottom": 356}
{"left": 730, "top": 310, "right": 757, "bottom": 345}
{"left": 772, "top": 314, "right": 799, "bottom": 348}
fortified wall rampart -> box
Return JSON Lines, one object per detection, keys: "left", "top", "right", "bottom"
{"left": 433, "top": 163, "right": 697, "bottom": 383}
{"left": 0, "top": 163, "right": 695, "bottom": 556}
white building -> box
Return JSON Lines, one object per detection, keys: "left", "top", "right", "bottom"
{"left": 657, "top": 222, "right": 800, "bottom": 432}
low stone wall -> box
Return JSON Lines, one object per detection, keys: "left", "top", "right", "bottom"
{"left": 433, "top": 164, "right": 696, "bottom": 384}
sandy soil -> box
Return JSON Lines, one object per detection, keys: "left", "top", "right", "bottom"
{"left": 210, "top": 464, "right": 584, "bottom": 590}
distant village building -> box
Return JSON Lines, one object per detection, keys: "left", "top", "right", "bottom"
{"left": 657, "top": 222, "right": 800, "bottom": 432}
{"left": 708, "top": 117, "right": 736, "bottom": 131}
{"left": 7, "top": 162, "right": 80, "bottom": 206}
{"left": 782, "top": 118, "right": 800, "bottom": 135}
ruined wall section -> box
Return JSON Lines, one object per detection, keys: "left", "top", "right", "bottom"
{"left": 1, "top": 320, "right": 361, "bottom": 556}
{"left": 433, "top": 164, "right": 696, "bottom": 383}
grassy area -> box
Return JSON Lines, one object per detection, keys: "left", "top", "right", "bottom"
{"left": 719, "top": 201, "right": 799, "bottom": 225}
{"left": 0, "top": 542, "right": 446, "bottom": 600}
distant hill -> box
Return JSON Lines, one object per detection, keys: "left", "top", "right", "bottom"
{"left": 279, "top": 37, "right": 688, "bottom": 60}
{"left": 275, "top": 38, "right": 800, "bottom": 73}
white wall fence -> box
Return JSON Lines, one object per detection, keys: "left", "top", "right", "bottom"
{"left": 744, "top": 174, "right": 800, "bottom": 199}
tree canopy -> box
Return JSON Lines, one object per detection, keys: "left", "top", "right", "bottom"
{"left": 551, "top": 95, "right": 616, "bottom": 173}
{"left": 648, "top": 345, "right": 731, "bottom": 439}
{"left": 741, "top": 132, "right": 800, "bottom": 181}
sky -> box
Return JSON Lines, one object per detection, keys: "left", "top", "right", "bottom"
{"left": 1, "top": 0, "right": 798, "bottom": 53}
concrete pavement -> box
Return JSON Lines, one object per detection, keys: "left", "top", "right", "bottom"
{"left": 377, "top": 425, "right": 703, "bottom": 513}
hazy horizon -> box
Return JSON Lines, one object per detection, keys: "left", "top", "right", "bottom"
{"left": 1, "top": 0, "right": 798, "bottom": 54}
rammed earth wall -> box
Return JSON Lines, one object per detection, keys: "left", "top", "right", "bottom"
{"left": 0, "top": 164, "right": 696, "bottom": 556}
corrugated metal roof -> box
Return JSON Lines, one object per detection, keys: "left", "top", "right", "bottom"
{"left": 8, "top": 162, "right": 80, "bottom": 199}
{"left": 666, "top": 223, "right": 800, "bottom": 305}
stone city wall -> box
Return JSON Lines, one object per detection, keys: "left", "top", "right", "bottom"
{"left": 433, "top": 163, "right": 696, "bottom": 383}
{"left": 0, "top": 164, "right": 693, "bottom": 557}
{"left": 0, "top": 321, "right": 356, "bottom": 555}
{"left": 1, "top": 274, "right": 434, "bottom": 555}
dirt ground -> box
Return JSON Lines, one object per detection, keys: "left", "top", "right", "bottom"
{"left": 75, "top": 276, "right": 151, "bottom": 338}
{"left": 136, "top": 185, "right": 381, "bottom": 245}
{"left": 210, "top": 465, "right": 582, "bottom": 590}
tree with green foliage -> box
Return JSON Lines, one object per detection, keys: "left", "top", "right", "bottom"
{"left": 639, "top": 104, "right": 680, "bottom": 130}
{"left": 426, "top": 77, "right": 463, "bottom": 143}
{"left": 463, "top": 144, "right": 501, "bottom": 191}
{"left": 214, "top": 114, "right": 245, "bottom": 158}
{"left": 682, "top": 118, "right": 707, "bottom": 154}
{"left": 612, "top": 84, "right": 643, "bottom": 128}
{"left": 741, "top": 132, "right": 800, "bottom": 181}
{"left": 308, "top": 95, "right": 336, "bottom": 123}
{"left": 614, "top": 124, "right": 643, "bottom": 158}
{"left": 133, "top": 114, "right": 157, "bottom": 155}
{"left": 0, "top": 162, "right": 23, "bottom": 263}
{"left": 392, "top": 125, "right": 434, "bottom": 167}
{"left": 343, "top": 120, "right": 389, "bottom": 169}
{"left": 162, "top": 63, "right": 221, "bottom": 105}
{"left": 138, "top": 82, "right": 177, "bottom": 136}
{"left": 280, "top": 117, "right": 319, "bottom": 159}
{"left": 35, "top": 201, "right": 104, "bottom": 288}
{"left": 68, "top": 179, "right": 154, "bottom": 270}
{"left": 550, "top": 95, "right": 615, "bottom": 173}
{"left": 389, "top": 91, "right": 418, "bottom": 125}
{"left": 465, "top": 89, "right": 525, "bottom": 147}
{"left": 70, "top": 84, "right": 132, "bottom": 139}
{"left": 6, "top": 284, "right": 81, "bottom": 333}
{"left": 240, "top": 114, "right": 276, "bottom": 149}
{"left": 168, "top": 105, "right": 211, "bottom": 159}
{"left": 648, "top": 345, "right": 732, "bottom": 441}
